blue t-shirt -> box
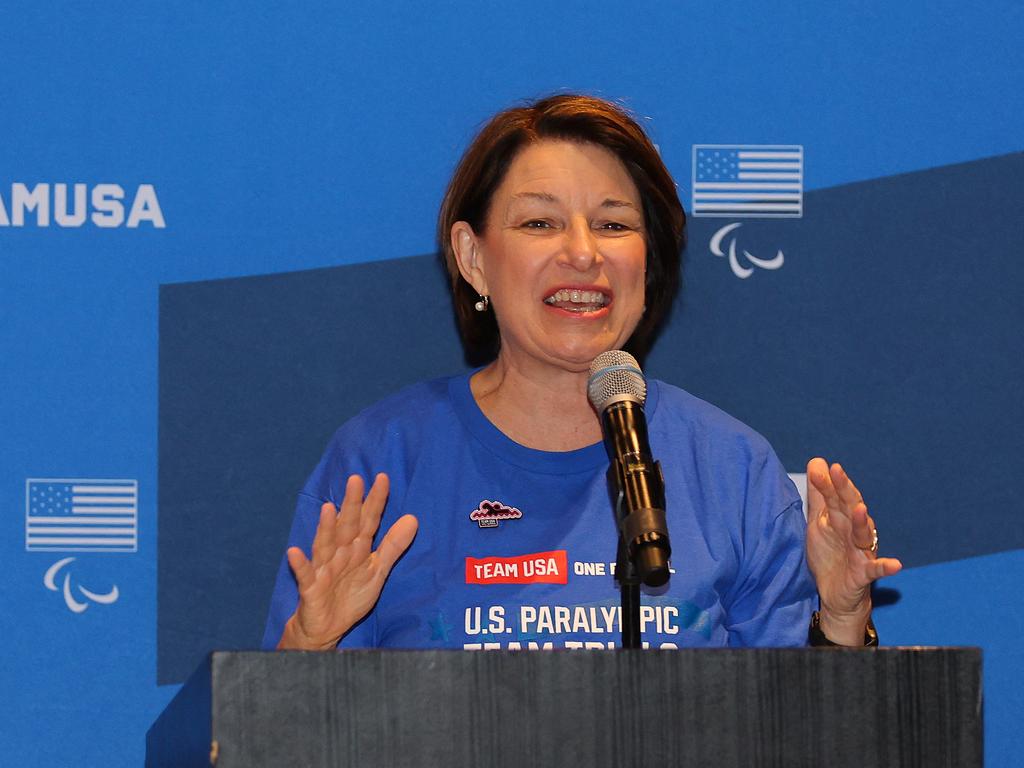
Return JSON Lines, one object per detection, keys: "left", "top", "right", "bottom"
{"left": 262, "top": 373, "right": 815, "bottom": 650}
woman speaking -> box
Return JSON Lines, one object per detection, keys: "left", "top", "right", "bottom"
{"left": 262, "top": 94, "right": 901, "bottom": 651}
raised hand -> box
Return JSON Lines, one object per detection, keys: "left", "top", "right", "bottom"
{"left": 805, "top": 458, "right": 902, "bottom": 645}
{"left": 277, "top": 473, "right": 418, "bottom": 650}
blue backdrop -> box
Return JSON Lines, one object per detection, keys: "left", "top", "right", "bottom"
{"left": 2, "top": 2, "right": 1022, "bottom": 765}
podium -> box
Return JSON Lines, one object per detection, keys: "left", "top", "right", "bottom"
{"left": 147, "top": 648, "right": 981, "bottom": 767}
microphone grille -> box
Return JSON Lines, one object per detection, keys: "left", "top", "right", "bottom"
{"left": 587, "top": 350, "right": 646, "bottom": 412}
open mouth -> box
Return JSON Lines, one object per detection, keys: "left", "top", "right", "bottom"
{"left": 543, "top": 288, "right": 610, "bottom": 313}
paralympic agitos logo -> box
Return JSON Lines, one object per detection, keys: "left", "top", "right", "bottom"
{"left": 0, "top": 183, "right": 165, "bottom": 228}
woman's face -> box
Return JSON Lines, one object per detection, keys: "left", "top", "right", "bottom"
{"left": 458, "top": 139, "right": 647, "bottom": 374}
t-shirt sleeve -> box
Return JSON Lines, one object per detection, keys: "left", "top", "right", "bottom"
{"left": 723, "top": 457, "right": 816, "bottom": 648}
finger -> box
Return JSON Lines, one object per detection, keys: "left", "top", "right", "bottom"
{"left": 848, "top": 555, "right": 903, "bottom": 589}
{"left": 850, "top": 503, "right": 876, "bottom": 552}
{"left": 814, "top": 462, "right": 852, "bottom": 521}
{"left": 323, "top": 528, "right": 355, "bottom": 578}
{"left": 343, "top": 473, "right": 390, "bottom": 569}
{"left": 830, "top": 463, "right": 865, "bottom": 509}
{"left": 805, "top": 457, "right": 831, "bottom": 518}
{"left": 336, "top": 474, "right": 365, "bottom": 545}
{"left": 286, "top": 546, "right": 315, "bottom": 590}
{"left": 358, "top": 473, "right": 391, "bottom": 540}
{"left": 373, "top": 514, "right": 419, "bottom": 575}
{"left": 867, "top": 556, "right": 903, "bottom": 580}
{"left": 311, "top": 502, "right": 338, "bottom": 568}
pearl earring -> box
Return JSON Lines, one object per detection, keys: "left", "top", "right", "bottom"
{"left": 474, "top": 295, "right": 490, "bottom": 312}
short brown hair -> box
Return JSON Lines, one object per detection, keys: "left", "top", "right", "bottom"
{"left": 438, "top": 94, "right": 686, "bottom": 363}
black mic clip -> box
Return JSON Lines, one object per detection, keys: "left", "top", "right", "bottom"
{"left": 607, "top": 453, "right": 671, "bottom": 588}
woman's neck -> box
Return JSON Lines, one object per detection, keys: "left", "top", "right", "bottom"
{"left": 470, "top": 354, "right": 603, "bottom": 452}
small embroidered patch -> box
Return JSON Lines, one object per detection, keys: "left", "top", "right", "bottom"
{"left": 469, "top": 499, "right": 523, "bottom": 529}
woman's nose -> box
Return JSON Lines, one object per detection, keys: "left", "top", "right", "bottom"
{"left": 562, "top": 218, "right": 600, "bottom": 271}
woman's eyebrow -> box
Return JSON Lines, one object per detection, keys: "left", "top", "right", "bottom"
{"left": 601, "top": 198, "right": 640, "bottom": 210}
{"left": 510, "top": 191, "right": 558, "bottom": 203}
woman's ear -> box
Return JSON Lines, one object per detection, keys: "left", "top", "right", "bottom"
{"left": 451, "top": 221, "right": 487, "bottom": 296}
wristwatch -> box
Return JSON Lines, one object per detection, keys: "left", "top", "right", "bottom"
{"left": 808, "top": 610, "right": 879, "bottom": 647}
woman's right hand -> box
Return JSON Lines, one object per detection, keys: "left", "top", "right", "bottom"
{"left": 277, "top": 473, "right": 418, "bottom": 650}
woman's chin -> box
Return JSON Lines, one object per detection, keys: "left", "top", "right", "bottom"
{"left": 541, "top": 339, "right": 625, "bottom": 370}
{"left": 497, "top": 325, "right": 636, "bottom": 374}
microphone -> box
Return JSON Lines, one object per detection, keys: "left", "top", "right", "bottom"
{"left": 587, "top": 351, "right": 672, "bottom": 588}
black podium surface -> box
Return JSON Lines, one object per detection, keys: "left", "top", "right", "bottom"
{"left": 147, "top": 648, "right": 982, "bottom": 767}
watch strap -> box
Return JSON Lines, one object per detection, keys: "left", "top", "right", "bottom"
{"left": 808, "top": 610, "right": 879, "bottom": 647}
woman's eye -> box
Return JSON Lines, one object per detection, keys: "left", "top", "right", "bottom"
{"left": 598, "top": 221, "right": 629, "bottom": 231}
{"left": 522, "top": 219, "right": 551, "bottom": 229}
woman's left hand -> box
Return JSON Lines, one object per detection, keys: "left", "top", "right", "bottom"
{"left": 805, "top": 457, "right": 903, "bottom": 645}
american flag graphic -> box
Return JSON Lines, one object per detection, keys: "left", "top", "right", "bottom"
{"left": 691, "top": 145, "right": 803, "bottom": 218}
{"left": 25, "top": 478, "right": 137, "bottom": 552}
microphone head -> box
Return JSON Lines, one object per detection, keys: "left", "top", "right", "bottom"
{"left": 587, "top": 350, "right": 646, "bottom": 413}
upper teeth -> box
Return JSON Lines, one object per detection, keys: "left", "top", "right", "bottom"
{"left": 545, "top": 289, "right": 607, "bottom": 305}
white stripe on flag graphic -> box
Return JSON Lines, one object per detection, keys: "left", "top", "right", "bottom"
{"left": 25, "top": 520, "right": 135, "bottom": 528}
{"left": 28, "top": 538, "right": 137, "bottom": 547}
{"left": 72, "top": 485, "right": 134, "bottom": 494}
{"left": 694, "top": 203, "right": 802, "bottom": 212}
{"left": 69, "top": 512, "right": 138, "bottom": 518}
{"left": 695, "top": 182, "right": 801, "bottom": 190}
{"left": 737, "top": 162, "right": 801, "bottom": 171}
{"left": 694, "top": 192, "right": 800, "bottom": 200}
{"left": 735, "top": 172, "right": 801, "bottom": 180}
{"left": 29, "top": 527, "right": 135, "bottom": 535}
{"left": 736, "top": 151, "right": 801, "bottom": 160}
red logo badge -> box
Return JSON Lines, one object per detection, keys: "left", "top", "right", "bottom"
{"left": 469, "top": 499, "right": 523, "bottom": 529}
{"left": 465, "top": 550, "right": 568, "bottom": 585}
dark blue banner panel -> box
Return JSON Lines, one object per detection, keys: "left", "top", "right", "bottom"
{"left": 160, "top": 153, "right": 1023, "bottom": 684}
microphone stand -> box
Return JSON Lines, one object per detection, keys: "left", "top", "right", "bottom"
{"left": 611, "top": 474, "right": 643, "bottom": 649}
{"left": 602, "top": 403, "right": 670, "bottom": 650}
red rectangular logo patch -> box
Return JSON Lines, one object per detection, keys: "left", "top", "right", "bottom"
{"left": 465, "top": 550, "right": 568, "bottom": 585}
